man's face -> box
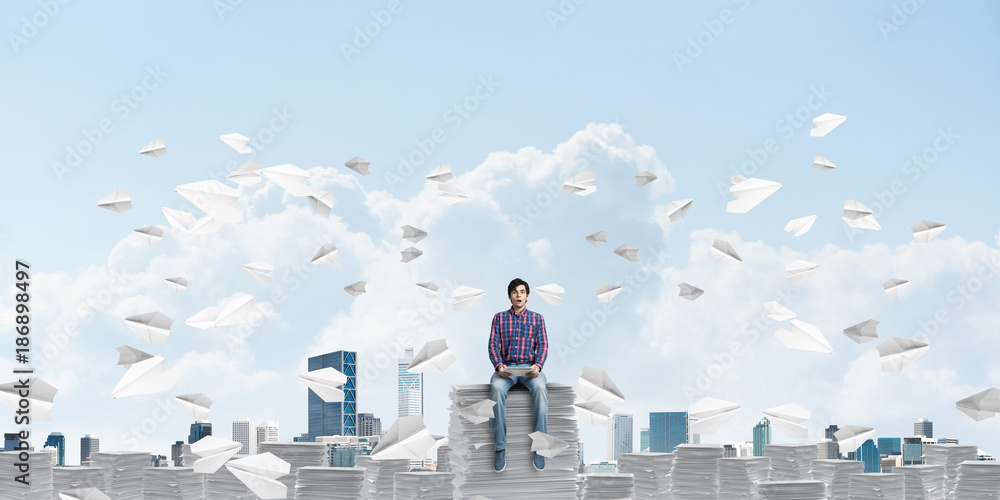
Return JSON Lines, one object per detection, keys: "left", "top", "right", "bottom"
{"left": 509, "top": 285, "right": 528, "bottom": 309}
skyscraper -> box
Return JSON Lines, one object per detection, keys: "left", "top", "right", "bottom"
{"left": 606, "top": 414, "right": 633, "bottom": 462}
{"left": 4, "top": 433, "right": 21, "bottom": 452}
{"left": 857, "top": 439, "right": 880, "bottom": 473}
{"left": 308, "top": 350, "right": 357, "bottom": 440}
{"left": 358, "top": 413, "right": 382, "bottom": 437}
{"left": 257, "top": 420, "right": 279, "bottom": 445}
{"left": 825, "top": 425, "right": 839, "bottom": 440}
{"left": 189, "top": 421, "right": 212, "bottom": 444}
{"left": 398, "top": 347, "right": 423, "bottom": 418}
{"left": 80, "top": 434, "right": 99, "bottom": 466}
{"left": 752, "top": 418, "right": 771, "bottom": 457}
{"left": 818, "top": 439, "right": 840, "bottom": 459}
{"left": 903, "top": 437, "right": 923, "bottom": 465}
{"left": 436, "top": 443, "right": 450, "bottom": 472}
{"left": 649, "top": 412, "right": 687, "bottom": 453}
{"left": 877, "top": 437, "right": 901, "bottom": 457}
{"left": 233, "top": 418, "right": 253, "bottom": 455}
{"left": 171, "top": 441, "right": 184, "bottom": 467}
{"left": 640, "top": 428, "right": 650, "bottom": 452}
{"left": 44, "top": 432, "right": 65, "bottom": 466}
{"left": 914, "top": 418, "right": 933, "bottom": 438}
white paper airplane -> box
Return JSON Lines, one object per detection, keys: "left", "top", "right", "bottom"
{"left": 344, "top": 156, "right": 371, "bottom": 175}
{"left": 460, "top": 400, "right": 497, "bottom": 424}
{"left": 185, "top": 294, "right": 257, "bottom": 329}
{"left": 664, "top": 199, "right": 694, "bottom": 222}
{"left": 786, "top": 260, "right": 820, "bottom": 285}
{"left": 262, "top": 164, "right": 312, "bottom": 197}
{"left": 371, "top": 415, "right": 439, "bottom": 461}
{"left": 161, "top": 207, "right": 197, "bottom": 232}
{"left": 344, "top": 281, "right": 367, "bottom": 297}
{"left": 175, "top": 180, "right": 244, "bottom": 224}
{"left": 191, "top": 435, "right": 243, "bottom": 473}
{"left": 400, "top": 225, "right": 428, "bottom": 243}
{"left": 112, "top": 356, "right": 183, "bottom": 398}
{"left": 133, "top": 226, "right": 164, "bottom": 246}
{"left": 911, "top": 220, "right": 946, "bottom": 243}
{"left": 726, "top": 177, "right": 781, "bottom": 213}
{"left": 311, "top": 243, "right": 341, "bottom": 264}
{"left": 574, "top": 401, "right": 612, "bottom": 426}
{"left": 843, "top": 319, "right": 879, "bottom": 344}
{"left": 300, "top": 367, "right": 348, "bottom": 403}
{"left": 189, "top": 216, "right": 223, "bottom": 235}
{"left": 833, "top": 425, "right": 875, "bottom": 454}
{"left": 708, "top": 239, "right": 742, "bottom": 264}
{"left": 810, "top": 113, "right": 847, "bottom": 137}
{"left": 536, "top": 283, "right": 565, "bottom": 306}
{"left": 955, "top": 388, "right": 1000, "bottom": 421}
{"left": 562, "top": 171, "right": 597, "bottom": 196}
{"left": 243, "top": 261, "right": 273, "bottom": 283}
{"left": 882, "top": 279, "right": 909, "bottom": 297}
{"left": 226, "top": 452, "right": 290, "bottom": 500}
{"left": 426, "top": 164, "right": 453, "bottom": 183}
{"left": 97, "top": 190, "right": 132, "bottom": 213}
{"left": 400, "top": 247, "right": 423, "bottom": 263}
{"left": 678, "top": 283, "right": 704, "bottom": 301}
{"left": 416, "top": 282, "right": 439, "bottom": 298}
{"left": 812, "top": 156, "right": 836, "bottom": 172}
{"left": 307, "top": 188, "right": 336, "bottom": 215}
{"left": 689, "top": 397, "right": 742, "bottom": 434}
{"left": 124, "top": 312, "right": 173, "bottom": 344}
{"left": 614, "top": 243, "right": 639, "bottom": 262}
{"left": 227, "top": 161, "right": 262, "bottom": 186}
{"left": 585, "top": 230, "right": 608, "bottom": 246}
{"left": 763, "top": 403, "right": 811, "bottom": 439}
{"left": 764, "top": 302, "right": 796, "bottom": 321}
{"left": 452, "top": 286, "right": 485, "bottom": 310}
{"left": 175, "top": 393, "right": 213, "bottom": 420}
{"left": 139, "top": 139, "right": 166, "bottom": 158}
{"left": 165, "top": 277, "right": 188, "bottom": 293}
{"left": 408, "top": 339, "right": 456, "bottom": 373}
{"left": 775, "top": 319, "right": 833, "bottom": 354}
{"left": 438, "top": 183, "right": 468, "bottom": 204}
{"left": 573, "top": 366, "right": 625, "bottom": 403}
{"left": 842, "top": 200, "right": 881, "bottom": 231}
{"left": 0, "top": 378, "right": 57, "bottom": 421}
{"left": 784, "top": 215, "right": 817, "bottom": 237}
{"left": 635, "top": 171, "right": 657, "bottom": 187}
{"left": 58, "top": 487, "right": 110, "bottom": 500}
{"left": 877, "top": 337, "right": 929, "bottom": 372}
{"left": 528, "top": 431, "right": 569, "bottom": 458}
{"left": 116, "top": 345, "right": 154, "bottom": 368}
{"left": 595, "top": 284, "right": 622, "bottom": 303}
{"left": 219, "top": 133, "right": 251, "bottom": 154}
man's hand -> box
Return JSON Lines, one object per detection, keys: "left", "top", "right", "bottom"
{"left": 497, "top": 364, "right": 512, "bottom": 378}
{"left": 526, "top": 364, "right": 540, "bottom": 378}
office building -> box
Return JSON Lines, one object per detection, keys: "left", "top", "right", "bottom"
{"left": 171, "top": 441, "right": 184, "bottom": 466}
{"left": 606, "top": 414, "right": 633, "bottom": 462}
{"left": 398, "top": 347, "right": 423, "bottom": 418}
{"left": 649, "top": 412, "right": 688, "bottom": 453}
{"left": 825, "top": 425, "right": 839, "bottom": 441}
{"left": 308, "top": 350, "right": 357, "bottom": 441}
{"left": 585, "top": 462, "right": 617, "bottom": 474}
{"left": 881, "top": 455, "right": 902, "bottom": 473}
{"left": 736, "top": 441, "right": 755, "bottom": 457}
{"left": 233, "top": 418, "right": 253, "bottom": 455}
{"left": 914, "top": 418, "right": 933, "bottom": 438}
{"left": 857, "top": 439, "right": 880, "bottom": 473}
{"left": 316, "top": 435, "right": 376, "bottom": 467}
{"left": 639, "top": 428, "right": 650, "bottom": 452}
{"left": 80, "top": 434, "right": 99, "bottom": 466}
{"left": 189, "top": 420, "right": 212, "bottom": 444}
{"left": 358, "top": 413, "right": 382, "bottom": 437}
{"left": 257, "top": 420, "right": 279, "bottom": 445}
{"left": 818, "top": 439, "right": 840, "bottom": 459}
{"left": 937, "top": 438, "right": 958, "bottom": 444}
{"left": 3, "top": 433, "right": 20, "bottom": 452}
{"left": 978, "top": 451, "right": 996, "bottom": 461}
{"left": 44, "top": 432, "right": 65, "bottom": 466}
{"left": 723, "top": 443, "right": 737, "bottom": 457}
{"left": 41, "top": 446, "right": 58, "bottom": 466}
{"left": 877, "top": 437, "right": 901, "bottom": 457}
{"left": 903, "top": 437, "right": 923, "bottom": 465}
{"left": 752, "top": 418, "right": 771, "bottom": 457}
{"left": 436, "top": 442, "right": 450, "bottom": 472}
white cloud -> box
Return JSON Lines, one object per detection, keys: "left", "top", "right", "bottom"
{"left": 527, "top": 239, "right": 555, "bottom": 269}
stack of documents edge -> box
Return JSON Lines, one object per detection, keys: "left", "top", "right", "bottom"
{"left": 355, "top": 456, "right": 408, "bottom": 499}
{"left": 757, "top": 480, "right": 826, "bottom": 499}
{"left": 764, "top": 444, "right": 817, "bottom": 480}
{"left": 179, "top": 445, "right": 206, "bottom": 499}
{"left": 203, "top": 460, "right": 259, "bottom": 500}
{"left": 141, "top": 467, "right": 202, "bottom": 500}
{"left": 448, "top": 383, "right": 580, "bottom": 499}
{"left": 893, "top": 465, "right": 945, "bottom": 500}
{"left": 953, "top": 461, "right": 1000, "bottom": 499}
{"left": 581, "top": 473, "right": 634, "bottom": 500}
{"left": 669, "top": 444, "right": 723, "bottom": 499}
{"left": 577, "top": 476, "right": 586, "bottom": 499}
{"left": 53, "top": 466, "right": 106, "bottom": 500}
{"left": 257, "top": 443, "right": 327, "bottom": 494}
{"left": 392, "top": 472, "right": 455, "bottom": 500}
{"left": 718, "top": 456, "right": 771, "bottom": 500}
{"left": 0, "top": 451, "right": 53, "bottom": 500}
{"left": 922, "top": 444, "right": 977, "bottom": 499}
{"left": 617, "top": 452, "right": 673, "bottom": 499}
{"left": 294, "top": 466, "right": 364, "bottom": 499}
{"left": 90, "top": 452, "right": 149, "bottom": 500}
{"left": 847, "top": 473, "right": 904, "bottom": 500}
{"left": 809, "top": 458, "right": 863, "bottom": 500}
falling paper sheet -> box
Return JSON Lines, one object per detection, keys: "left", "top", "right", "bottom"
{"left": 536, "top": 283, "right": 565, "bottom": 306}
{"left": 219, "top": 133, "right": 251, "bottom": 154}
{"left": 344, "top": 281, "right": 367, "bottom": 297}
{"left": 227, "top": 161, "right": 262, "bottom": 186}
{"left": 775, "top": 319, "right": 833, "bottom": 354}
{"left": 833, "top": 425, "right": 875, "bottom": 454}
{"left": 460, "top": 400, "right": 497, "bottom": 424}
{"left": 165, "top": 277, "right": 188, "bottom": 293}
{"left": 0, "top": 377, "right": 57, "bottom": 421}
{"left": 97, "top": 190, "right": 132, "bottom": 213}
{"left": 763, "top": 403, "right": 811, "bottom": 439}
{"left": 635, "top": 171, "right": 657, "bottom": 187}
{"left": 678, "top": 283, "right": 704, "bottom": 301}
{"left": 955, "top": 388, "right": 1000, "bottom": 421}
{"left": 574, "top": 401, "right": 612, "bottom": 426}
{"left": 784, "top": 215, "right": 817, "bottom": 237}
{"left": 452, "top": 285, "right": 485, "bottom": 310}
{"left": 810, "top": 113, "right": 847, "bottom": 137}
{"left": 426, "top": 164, "right": 453, "bottom": 183}
{"left": 175, "top": 180, "right": 244, "bottom": 224}
{"left": 408, "top": 339, "right": 456, "bottom": 373}
{"left": 243, "top": 261, "right": 273, "bottom": 283}
{"left": 185, "top": 294, "right": 257, "bottom": 329}
{"left": 614, "top": 243, "right": 639, "bottom": 262}
{"left": 842, "top": 200, "right": 881, "bottom": 230}
{"left": 812, "top": 156, "right": 836, "bottom": 172}
{"left": 877, "top": 337, "right": 929, "bottom": 372}
{"left": 688, "top": 397, "right": 742, "bottom": 434}
{"left": 664, "top": 199, "right": 693, "bottom": 222}
{"left": 574, "top": 366, "right": 625, "bottom": 403}
{"left": 300, "top": 367, "right": 348, "bottom": 403}
{"left": 438, "top": 183, "right": 468, "bottom": 204}
{"left": 133, "top": 226, "right": 164, "bottom": 246}
{"left": 843, "top": 319, "right": 879, "bottom": 344}
{"left": 191, "top": 435, "right": 243, "bottom": 473}
{"left": 307, "top": 188, "right": 336, "bottom": 215}
{"left": 139, "top": 139, "right": 166, "bottom": 157}
{"left": 226, "top": 452, "right": 290, "bottom": 500}
{"left": 416, "top": 282, "right": 439, "bottom": 298}
{"left": 400, "top": 247, "right": 423, "bottom": 263}
{"left": 175, "top": 393, "right": 213, "bottom": 420}
{"left": 116, "top": 345, "right": 154, "bottom": 368}
{"left": 262, "top": 164, "right": 312, "bottom": 197}
{"left": 708, "top": 239, "right": 742, "bottom": 264}
{"left": 585, "top": 230, "right": 608, "bottom": 246}
{"left": 401, "top": 225, "right": 428, "bottom": 243}
{"left": 882, "top": 279, "right": 909, "bottom": 297}
{"left": 562, "top": 171, "right": 597, "bottom": 196}
{"left": 528, "top": 431, "right": 569, "bottom": 458}
{"left": 911, "top": 220, "right": 946, "bottom": 243}
{"left": 726, "top": 177, "right": 781, "bottom": 213}
{"left": 311, "top": 243, "right": 340, "bottom": 265}
{"left": 371, "top": 415, "right": 439, "bottom": 461}
{"left": 124, "top": 312, "right": 173, "bottom": 344}
{"left": 345, "top": 156, "right": 371, "bottom": 175}
{"left": 59, "top": 487, "right": 110, "bottom": 500}
{"left": 764, "top": 302, "right": 796, "bottom": 321}
{"left": 786, "top": 260, "right": 820, "bottom": 285}
{"left": 112, "top": 355, "right": 183, "bottom": 398}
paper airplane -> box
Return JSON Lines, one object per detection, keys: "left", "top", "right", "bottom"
{"left": 344, "top": 281, "right": 367, "bottom": 297}
{"left": 307, "top": 188, "right": 337, "bottom": 215}
{"left": 585, "top": 230, "right": 608, "bottom": 246}
{"left": 689, "top": 397, "right": 742, "bottom": 434}
{"left": 833, "top": 425, "right": 875, "bottom": 454}
{"left": 161, "top": 207, "right": 197, "bottom": 232}
{"left": 116, "top": 345, "right": 154, "bottom": 368}
{"left": 133, "top": 226, "right": 164, "bottom": 246}
{"left": 911, "top": 220, "right": 946, "bottom": 243}
{"left": 189, "top": 216, "right": 223, "bottom": 235}
{"left": 664, "top": 199, "right": 693, "bottom": 222}
{"left": 536, "top": 283, "right": 564, "bottom": 306}
{"left": 764, "top": 302, "right": 796, "bottom": 321}
{"left": 452, "top": 286, "right": 485, "bottom": 310}
{"left": 371, "top": 415, "right": 439, "bottom": 461}
{"left": 573, "top": 366, "right": 625, "bottom": 403}
{"left": 300, "top": 367, "right": 348, "bottom": 403}
{"left": 262, "top": 164, "right": 312, "bottom": 197}
{"left": 139, "top": 139, "right": 166, "bottom": 158}
{"left": 726, "top": 177, "right": 781, "bottom": 213}
{"left": 226, "top": 452, "right": 290, "bottom": 500}
{"left": 416, "top": 282, "right": 439, "bottom": 298}
{"left": 708, "top": 239, "right": 742, "bottom": 264}
{"left": 731, "top": 175, "right": 747, "bottom": 183}
{"left": 124, "top": 312, "right": 173, "bottom": 344}
{"left": 460, "top": 400, "right": 497, "bottom": 424}
{"left": 400, "top": 247, "right": 423, "bottom": 263}
{"left": 842, "top": 200, "right": 881, "bottom": 230}
{"left": 635, "top": 171, "right": 657, "bottom": 187}
{"left": 882, "top": 279, "right": 909, "bottom": 297}
{"left": 185, "top": 294, "right": 257, "bottom": 329}
{"left": 175, "top": 180, "right": 244, "bottom": 224}
{"left": 438, "top": 183, "right": 468, "bottom": 204}
{"left": 311, "top": 243, "right": 341, "bottom": 265}
{"left": 59, "top": 488, "right": 110, "bottom": 500}
{"left": 843, "top": 319, "right": 879, "bottom": 344}
{"left": 112, "top": 355, "right": 183, "bottom": 398}
{"left": 595, "top": 284, "right": 622, "bottom": 303}
{"left": 562, "top": 171, "right": 597, "bottom": 196}
{"left": 227, "top": 161, "right": 262, "bottom": 186}
{"left": 0, "top": 377, "right": 57, "bottom": 421}
{"left": 165, "top": 277, "right": 188, "bottom": 293}
{"left": 426, "top": 164, "right": 453, "bottom": 183}
{"left": 786, "top": 260, "right": 820, "bottom": 285}
{"left": 190, "top": 435, "right": 242, "bottom": 474}
{"left": 614, "top": 243, "right": 639, "bottom": 262}
{"left": 877, "top": 337, "right": 929, "bottom": 372}
{"left": 955, "top": 388, "right": 1000, "bottom": 421}
{"left": 408, "top": 339, "right": 456, "bottom": 373}
{"left": 219, "top": 133, "right": 251, "bottom": 154}
{"left": 243, "top": 261, "right": 273, "bottom": 283}
{"left": 401, "top": 225, "right": 428, "bottom": 243}
{"left": 97, "top": 190, "right": 132, "bottom": 213}
{"left": 812, "top": 156, "right": 836, "bottom": 172}
{"left": 175, "top": 393, "right": 213, "bottom": 420}
{"left": 810, "top": 113, "right": 847, "bottom": 137}
{"left": 784, "top": 215, "right": 817, "bottom": 237}
{"left": 775, "top": 319, "right": 833, "bottom": 354}
{"left": 678, "top": 283, "right": 704, "bottom": 301}
{"left": 528, "top": 431, "right": 569, "bottom": 458}
{"left": 344, "top": 156, "right": 371, "bottom": 175}
{"left": 573, "top": 401, "right": 612, "bottom": 426}
{"left": 763, "top": 403, "right": 811, "bottom": 439}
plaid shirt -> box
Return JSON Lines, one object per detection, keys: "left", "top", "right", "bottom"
{"left": 488, "top": 307, "right": 548, "bottom": 370}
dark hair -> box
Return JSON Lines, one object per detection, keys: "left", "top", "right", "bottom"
{"left": 507, "top": 278, "right": 530, "bottom": 296}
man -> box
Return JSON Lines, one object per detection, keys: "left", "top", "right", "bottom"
{"left": 488, "top": 278, "right": 549, "bottom": 473}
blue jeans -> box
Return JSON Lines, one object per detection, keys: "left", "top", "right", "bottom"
{"left": 489, "top": 363, "right": 548, "bottom": 451}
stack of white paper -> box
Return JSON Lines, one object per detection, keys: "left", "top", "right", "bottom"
{"left": 953, "top": 461, "right": 1000, "bottom": 499}
{"left": 256, "top": 443, "right": 327, "bottom": 494}
{"left": 581, "top": 473, "right": 634, "bottom": 499}
{"left": 922, "top": 444, "right": 978, "bottom": 498}
{"left": 718, "top": 456, "right": 771, "bottom": 500}
{"left": 764, "top": 444, "right": 818, "bottom": 481}
{"left": 670, "top": 444, "right": 724, "bottom": 499}
{"left": 809, "top": 458, "right": 863, "bottom": 500}
{"left": 89, "top": 452, "right": 149, "bottom": 500}
{"left": 142, "top": 467, "right": 203, "bottom": 500}
{"left": 0, "top": 452, "right": 53, "bottom": 500}
{"left": 757, "top": 480, "right": 827, "bottom": 499}
{"left": 392, "top": 472, "right": 455, "bottom": 500}
{"left": 448, "top": 383, "right": 580, "bottom": 499}
{"left": 57, "top": 487, "right": 110, "bottom": 500}
{"left": 894, "top": 464, "right": 945, "bottom": 500}
{"left": 179, "top": 445, "right": 207, "bottom": 499}
{"left": 616, "top": 452, "right": 673, "bottom": 499}
{"left": 355, "top": 456, "right": 409, "bottom": 500}
{"left": 294, "top": 466, "right": 365, "bottom": 499}
{"left": 848, "top": 473, "right": 905, "bottom": 500}
{"left": 53, "top": 466, "right": 107, "bottom": 498}
{"left": 203, "top": 459, "right": 257, "bottom": 500}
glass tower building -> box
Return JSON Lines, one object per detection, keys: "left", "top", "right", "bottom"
{"left": 80, "top": 434, "right": 99, "bottom": 466}
{"left": 857, "top": 439, "right": 881, "bottom": 473}
{"left": 752, "top": 418, "right": 771, "bottom": 457}
{"left": 607, "top": 414, "right": 633, "bottom": 462}
{"left": 308, "top": 350, "right": 357, "bottom": 440}
{"left": 44, "top": 432, "right": 65, "bottom": 466}
{"left": 649, "top": 412, "right": 687, "bottom": 453}
{"left": 189, "top": 421, "right": 213, "bottom": 444}
{"left": 877, "top": 437, "right": 902, "bottom": 457}
{"left": 398, "top": 347, "right": 423, "bottom": 418}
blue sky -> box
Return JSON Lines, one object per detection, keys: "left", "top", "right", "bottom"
{"left": 1, "top": 1, "right": 999, "bottom": 466}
